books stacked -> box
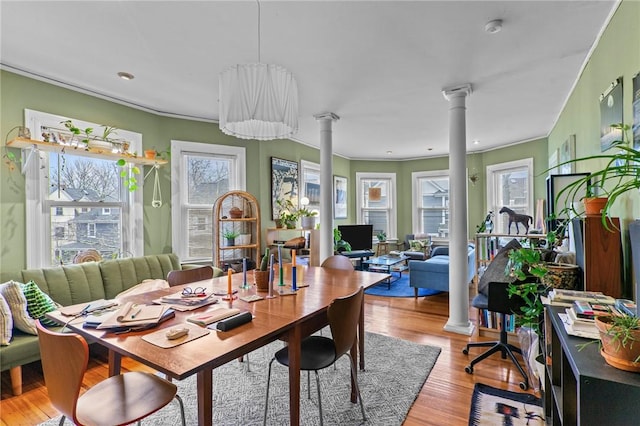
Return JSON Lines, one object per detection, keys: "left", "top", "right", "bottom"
{"left": 615, "top": 299, "right": 638, "bottom": 317}
{"left": 546, "top": 289, "right": 616, "bottom": 307}
{"left": 154, "top": 291, "right": 219, "bottom": 311}
{"left": 563, "top": 299, "right": 622, "bottom": 339}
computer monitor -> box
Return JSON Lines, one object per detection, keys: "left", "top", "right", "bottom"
{"left": 337, "top": 225, "right": 373, "bottom": 251}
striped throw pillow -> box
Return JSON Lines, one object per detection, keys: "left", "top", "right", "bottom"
{"left": 0, "top": 294, "right": 12, "bottom": 345}
{"left": 21, "top": 281, "right": 58, "bottom": 327}
{"left": 0, "top": 281, "right": 36, "bottom": 335}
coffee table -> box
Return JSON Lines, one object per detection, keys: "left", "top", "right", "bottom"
{"left": 363, "top": 254, "right": 408, "bottom": 289}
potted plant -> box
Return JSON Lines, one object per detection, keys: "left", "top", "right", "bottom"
{"left": 223, "top": 229, "right": 239, "bottom": 246}
{"left": 115, "top": 159, "right": 141, "bottom": 192}
{"left": 61, "top": 119, "right": 93, "bottom": 147}
{"left": 276, "top": 198, "right": 298, "bottom": 229}
{"left": 376, "top": 231, "right": 387, "bottom": 242}
{"left": 594, "top": 314, "right": 640, "bottom": 372}
{"left": 554, "top": 123, "right": 638, "bottom": 226}
{"left": 333, "top": 228, "right": 352, "bottom": 253}
{"left": 298, "top": 207, "right": 317, "bottom": 230}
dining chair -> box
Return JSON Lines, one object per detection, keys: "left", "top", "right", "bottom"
{"left": 263, "top": 287, "right": 366, "bottom": 425}
{"left": 167, "top": 265, "right": 214, "bottom": 286}
{"left": 320, "top": 255, "right": 355, "bottom": 271}
{"left": 36, "top": 320, "right": 186, "bottom": 426}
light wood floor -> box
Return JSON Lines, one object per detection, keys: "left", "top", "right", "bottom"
{"left": 0, "top": 287, "right": 540, "bottom": 425}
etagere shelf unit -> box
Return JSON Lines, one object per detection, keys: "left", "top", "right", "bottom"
{"left": 213, "top": 191, "right": 261, "bottom": 270}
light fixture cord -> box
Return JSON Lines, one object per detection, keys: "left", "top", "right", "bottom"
{"left": 256, "top": 0, "right": 261, "bottom": 63}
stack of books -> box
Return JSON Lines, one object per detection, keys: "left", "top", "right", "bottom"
{"left": 546, "top": 289, "right": 616, "bottom": 307}
{"left": 154, "top": 291, "right": 219, "bottom": 311}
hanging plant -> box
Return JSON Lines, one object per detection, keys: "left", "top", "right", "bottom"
{"left": 116, "top": 159, "right": 140, "bottom": 192}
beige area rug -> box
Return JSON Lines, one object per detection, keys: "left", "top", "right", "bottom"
{"left": 40, "top": 331, "right": 441, "bottom": 425}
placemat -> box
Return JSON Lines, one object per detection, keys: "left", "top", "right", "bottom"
{"left": 142, "top": 323, "right": 210, "bottom": 348}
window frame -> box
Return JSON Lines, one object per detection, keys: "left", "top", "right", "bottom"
{"left": 486, "top": 158, "right": 534, "bottom": 234}
{"left": 24, "top": 109, "right": 143, "bottom": 268}
{"left": 355, "top": 172, "right": 397, "bottom": 240}
{"left": 300, "top": 159, "right": 321, "bottom": 221}
{"left": 411, "top": 169, "right": 450, "bottom": 236}
{"left": 170, "top": 140, "right": 246, "bottom": 263}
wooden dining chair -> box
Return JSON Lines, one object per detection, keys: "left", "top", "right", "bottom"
{"left": 36, "top": 320, "right": 186, "bottom": 426}
{"left": 167, "top": 265, "right": 214, "bottom": 286}
{"left": 263, "top": 287, "right": 366, "bottom": 425}
{"left": 320, "top": 255, "right": 355, "bottom": 271}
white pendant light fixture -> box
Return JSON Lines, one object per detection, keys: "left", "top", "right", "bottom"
{"left": 219, "top": 1, "right": 298, "bottom": 140}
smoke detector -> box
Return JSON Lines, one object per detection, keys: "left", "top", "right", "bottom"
{"left": 485, "top": 19, "right": 503, "bottom": 34}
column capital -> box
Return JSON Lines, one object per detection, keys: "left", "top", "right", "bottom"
{"left": 441, "top": 83, "right": 472, "bottom": 101}
{"left": 313, "top": 112, "right": 340, "bottom": 121}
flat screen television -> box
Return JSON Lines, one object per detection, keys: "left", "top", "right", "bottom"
{"left": 338, "top": 225, "right": 373, "bottom": 251}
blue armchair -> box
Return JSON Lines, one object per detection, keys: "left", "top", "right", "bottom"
{"left": 408, "top": 244, "right": 475, "bottom": 297}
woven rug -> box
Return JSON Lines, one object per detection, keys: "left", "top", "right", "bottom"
{"left": 40, "top": 331, "right": 440, "bottom": 426}
{"left": 468, "top": 383, "right": 544, "bottom": 426}
{"left": 364, "top": 273, "right": 441, "bottom": 297}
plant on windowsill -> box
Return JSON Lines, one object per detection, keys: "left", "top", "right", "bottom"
{"left": 376, "top": 231, "right": 386, "bottom": 242}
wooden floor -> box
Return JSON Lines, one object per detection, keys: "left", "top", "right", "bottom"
{"left": 0, "top": 287, "right": 540, "bottom": 425}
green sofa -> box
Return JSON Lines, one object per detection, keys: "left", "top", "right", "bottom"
{"left": 0, "top": 253, "right": 215, "bottom": 396}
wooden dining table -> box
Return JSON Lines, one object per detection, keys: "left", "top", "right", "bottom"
{"left": 47, "top": 265, "right": 388, "bottom": 426}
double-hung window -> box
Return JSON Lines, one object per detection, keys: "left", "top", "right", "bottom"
{"left": 171, "top": 140, "right": 246, "bottom": 263}
{"left": 300, "top": 160, "right": 321, "bottom": 221}
{"left": 356, "top": 172, "right": 397, "bottom": 239}
{"left": 486, "top": 158, "right": 534, "bottom": 234}
{"left": 412, "top": 170, "right": 450, "bottom": 237}
{"left": 24, "top": 110, "right": 143, "bottom": 267}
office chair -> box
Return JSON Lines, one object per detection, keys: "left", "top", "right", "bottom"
{"left": 321, "top": 255, "right": 355, "bottom": 270}
{"left": 463, "top": 281, "right": 530, "bottom": 390}
{"left": 263, "top": 287, "right": 366, "bottom": 426}
{"left": 167, "top": 265, "right": 214, "bottom": 286}
{"left": 36, "top": 320, "right": 186, "bottom": 426}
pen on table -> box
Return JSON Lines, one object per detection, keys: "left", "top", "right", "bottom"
{"left": 121, "top": 303, "right": 134, "bottom": 318}
{"left": 80, "top": 304, "right": 91, "bottom": 315}
{"left": 130, "top": 308, "right": 142, "bottom": 319}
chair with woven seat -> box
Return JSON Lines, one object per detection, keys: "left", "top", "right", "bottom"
{"left": 36, "top": 320, "right": 186, "bottom": 426}
{"left": 320, "top": 255, "right": 355, "bottom": 271}
{"left": 463, "top": 281, "right": 530, "bottom": 390}
{"left": 263, "top": 287, "right": 366, "bottom": 425}
{"left": 167, "top": 265, "right": 214, "bottom": 286}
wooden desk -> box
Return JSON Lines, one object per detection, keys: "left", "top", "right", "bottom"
{"left": 48, "top": 266, "right": 388, "bottom": 426}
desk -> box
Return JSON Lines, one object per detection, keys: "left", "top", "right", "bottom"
{"left": 48, "top": 266, "right": 388, "bottom": 426}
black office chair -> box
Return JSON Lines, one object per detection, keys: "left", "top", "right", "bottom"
{"left": 463, "top": 281, "right": 530, "bottom": 390}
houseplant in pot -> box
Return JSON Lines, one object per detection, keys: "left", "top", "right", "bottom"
{"left": 298, "top": 207, "right": 317, "bottom": 230}
{"left": 223, "top": 229, "right": 239, "bottom": 246}
{"left": 594, "top": 314, "right": 640, "bottom": 372}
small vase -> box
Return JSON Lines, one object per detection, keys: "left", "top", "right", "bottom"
{"left": 225, "top": 237, "right": 235, "bottom": 247}
{"left": 301, "top": 216, "right": 315, "bottom": 230}
{"left": 254, "top": 270, "right": 270, "bottom": 291}
{"left": 144, "top": 149, "right": 157, "bottom": 159}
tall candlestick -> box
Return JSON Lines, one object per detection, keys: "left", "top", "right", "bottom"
{"left": 278, "top": 246, "right": 284, "bottom": 287}
{"left": 227, "top": 268, "right": 232, "bottom": 295}
{"left": 267, "top": 254, "right": 275, "bottom": 299}
{"left": 242, "top": 257, "right": 247, "bottom": 288}
{"left": 292, "top": 249, "right": 296, "bottom": 267}
{"left": 291, "top": 265, "right": 297, "bottom": 291}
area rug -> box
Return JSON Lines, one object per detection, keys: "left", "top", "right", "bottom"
{"left": 364, "top": 273, "right": 441, "bottom": 297}
{"left": 468, "top": 383, "right": 544, "bottom": 426}
{"left": 40, "top": 331, "right": 440, "bottom": 426}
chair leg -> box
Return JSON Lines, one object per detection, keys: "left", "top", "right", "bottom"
{"left": 314, "top": 370, "right": 323, "bottom": 426}
{"left": 307, "top": 371, "right": 311, "bottom": 399}
{"left": 58, "top": 416, "right": 67, "bottom": 426}
{"left": 347, "top": 353, "right": 367, "bottom": 422}
{"left": 174, "top": 394, "right": 187, "bottom": 426}
{"left": 263, "top": 358, "right": 276, "bottom": 426}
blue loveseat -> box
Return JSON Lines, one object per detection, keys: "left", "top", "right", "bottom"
{"left": 408, "top": 244, "right": 475, "bottom": 297}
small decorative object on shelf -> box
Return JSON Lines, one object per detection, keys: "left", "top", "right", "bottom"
{"left": 229, "top": 206, "right": 243, "bottom": 218}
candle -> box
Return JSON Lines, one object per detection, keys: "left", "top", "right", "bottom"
{"left": 227, "top": 268, "right": 232, "bottom": 295}
{"left": 292, "top": 249, "right": 296, "bottom": 267}
{"left": 268, "top": 254, "right": 275, "bottom": 298}
{"left": 292, "top": 265, "right": 297, "bottom": 291}
{"left": 242, "top": 257, "right": 247, "bottom": 286}
{"left": 278, "top": 245, "right": 282, "bottom": 268}
{"left": 278, "top": 246, "right": 284, "bottom": 286}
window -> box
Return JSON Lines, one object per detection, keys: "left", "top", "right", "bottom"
{"left": 171, "top": 140, "right": 246, "bottom": 262}
{"left": 487, "top": 159, "right": 534, "bottom": 234}
{"left": 412, "top": 170, "right": 449, "bottom": 237}
{"left": 356, "top": 172, "right": 397, "bottom": 239}
{"left": 25, "top": 110, "right": 143, "bottom": 267}
{"left": 300, "top": 160, "right": 320, "bottom": 221}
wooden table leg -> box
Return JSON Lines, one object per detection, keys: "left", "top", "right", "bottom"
{"left": 359, "top": 296, "right": 365, "bottom": 371}
{"left": 288, "top": 326, "right": 302, "bottom": 426}
{"left": 197, "top": 367, "right": 213, "bottom": 426}
{"left": 108, "top": 350, "right": 121, "bottom": 376}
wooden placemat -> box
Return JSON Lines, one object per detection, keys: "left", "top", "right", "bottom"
{"left": 142, "top": 323, "right": 210, "bottom": 348}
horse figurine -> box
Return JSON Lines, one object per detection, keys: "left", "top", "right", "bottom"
{"left": 499, "top": 207, "right": 533, "bottom": 235}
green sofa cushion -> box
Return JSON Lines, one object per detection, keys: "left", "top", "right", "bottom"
{"left": 99, "top": 254, "right": 180, "bottom": 299}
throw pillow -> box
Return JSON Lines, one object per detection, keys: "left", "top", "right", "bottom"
{"left": 22, "top": 281, "right": 59, "bottom": 326}
{"left": 0, "top": 281, "right": 37, "bottom": 335}
{"left": 0, "top": 294, "right": 12, "bottom": 345}
{"left": 409, "top": 240, "right": 423, "bottom": 251}
{"left": 477, "top": 239, "right": 521, "bottom": 296}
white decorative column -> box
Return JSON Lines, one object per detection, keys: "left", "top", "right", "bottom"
{"left": 442, "top": 84, "right": 475, "bottom": 336}
{"left": 314, "top": 112, "right": 340, "bottom": 264}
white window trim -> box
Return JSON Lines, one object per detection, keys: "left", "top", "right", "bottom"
{"left": 170, "top": 140, "right": 246, "bottom": 263}
{"left": 355, "top": 172, "right": 397, "bottom": 239}
{"left": 411, "top": 169, "right": 449, "bottom": 234}
{"left": 24, "top": 109, "right": 143, "bottom": 268}
{"left": 486, "top": 158, "right": 534, "bottom": 231}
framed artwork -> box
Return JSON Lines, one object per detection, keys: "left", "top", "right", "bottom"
{"left": 559, "top": 135, "right": 575, "bottom": 174}
{"left": 599, "top": 78, "right": 623, "bottom": 152}
{"left": 271, "top": 157, "right": 299, "bottom": 220}
{"left": 333, "top": 175, "right": 347, "bottom": 219}
{"left": 548, "top": 148, "right": 559, "bottom": 176}
{"left": 633, "top": 72, "right": 640, "bottom": 150}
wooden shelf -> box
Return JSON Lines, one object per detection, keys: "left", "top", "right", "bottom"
{"left": 213, "top": 191, "right": 261, "bottom": 269}
{"left": 7, "top": 137, "right": 167, "bottom": 166}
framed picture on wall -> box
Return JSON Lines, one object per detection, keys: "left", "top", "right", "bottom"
{"left": 271, "top": 157, "right": 299, "bottom": 220}
{"left": 559, "top": 135, "right": 576, "bottom": 174}
{"left": 599, "top": 78, "right": 623, "bottom": 152}
{"left": 333, "top": 175, "right": 347, "bottom": 219}
{"left": 633, "top": 72, "right": 640, "bottom": 150}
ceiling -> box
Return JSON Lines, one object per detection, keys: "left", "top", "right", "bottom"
{"left": 0, "top": 1, "right": 617, "bottom": 160}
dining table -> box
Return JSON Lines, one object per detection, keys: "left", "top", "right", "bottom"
{"left": 47, "top": 265, "right": 389, "bottom": 426}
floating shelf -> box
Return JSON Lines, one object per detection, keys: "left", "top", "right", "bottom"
{"left": 7, "top": 138, "right": 167, "bottom": 166}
